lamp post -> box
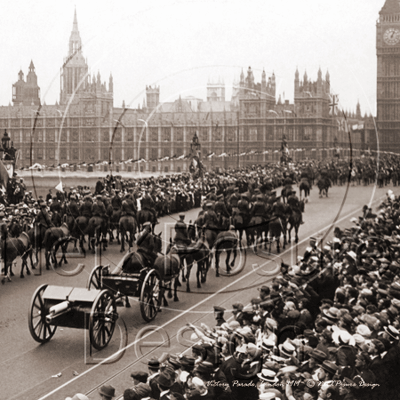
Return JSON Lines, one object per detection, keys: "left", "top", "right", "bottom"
{"left": 137, "top": 119, "right": 148, "bottom": 171}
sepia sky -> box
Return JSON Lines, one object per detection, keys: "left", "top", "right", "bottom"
{"left": 0, "top": 0, "right": 386, "bottom": 116}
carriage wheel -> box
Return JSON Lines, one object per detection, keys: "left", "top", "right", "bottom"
{"left": 87, "top": 265, "right": 103, "bottom": 290}
{"left": 89, "top": 289, "right": 117, "bottom": 350}
{"left": 28, "top": 284, "right": 57, "bottom": 344}
{"left": 216, "top": 238, "right": 247, "bottom": 277}
{"left": 140, "top": 269, "right": 162, "bottom": 322}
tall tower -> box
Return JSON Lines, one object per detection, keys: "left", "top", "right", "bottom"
{"left": 12, "top": 62, "right": 40, "bottom": 106}
{"left": 60, "top": 9, "right": 89, "bottom": 105}
{"left": 376, "top": 0, "right": 400, "bottom": 152}
{"left": 207, "top": 78, "right": 225, "bottom": 101}
{"left": 146, "top": 85, "right": 160, "bottom": 112}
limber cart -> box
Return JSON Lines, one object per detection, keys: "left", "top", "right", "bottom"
{"left": 87, "top": 262, "right": 162, "bottom": 323}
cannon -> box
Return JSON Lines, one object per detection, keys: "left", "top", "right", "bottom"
{"left": 28, "top": 281, "right": 118, "bottom": 350}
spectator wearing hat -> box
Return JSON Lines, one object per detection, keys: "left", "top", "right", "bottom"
{"left": 213, "top": 306, "right": 226, "bottom": 327}
{"left": 98, "top": 385, "right": 115, "bottom": 400}
{"left": 258, "top": 286, "right": 270, "bottom": 302}
{"left": 155, "top": 371, "right": 175, "bottom": 400}
{"left": 131, "top": 371, "right": 149, "bottom": 385}
{"left": 298, "top": 349, "right": 327, "bottom": 375}
{"left": 147, "top": 358, "right": 161, "bottom": 400}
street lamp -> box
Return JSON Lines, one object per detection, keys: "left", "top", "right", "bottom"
{"left": 137, "top": 119, "right": 148, "bottom": 166}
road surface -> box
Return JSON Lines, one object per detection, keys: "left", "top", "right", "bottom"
{"left": 0, "top": 181, "right": 396, "bottom": 400}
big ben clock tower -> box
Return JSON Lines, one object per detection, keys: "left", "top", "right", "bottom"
{"left": 377, "top": 0, "right": 400, "bottom": 152}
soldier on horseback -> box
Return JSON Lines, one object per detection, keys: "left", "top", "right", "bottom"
{"left": 141, "top": 191, "right": 158, "bottom": 224}
{"left": 35, "top": 200, "right": 53, "bottom": 229}
{"left": 92, "top": 195, "right": 107, "bottom": 218}
{"left": 214, "top": 194, "right": 230, "bottom": 219}
{"left": 237, "top": 193, "right": 250, "bottom": 222}
{"left": 202, "top": 203, "right": 218, "bottom": 229}
{"left": 136, "top": 221, "right": 158, "bottom": 268}
{"left": 79, "top": 195, "right": 93, "bottom": 219}
{"left": 250, "top": 195, "right": 266, "bottom": 220}
{"left": 66, "top": 194, "right": 80, "bottom": 219}
{"left": 173, "top": 214, "right": 191, "bottom": 246}
{"left": 228, "top": 187, "right": 240, "bottom": 215}
{"left": 121, "top": 193, "right": 137, "bottom": 218}
{"left": 287, "top": 191, "right": 304, "bottom": 225}
{"left": 111, "top": 190, "right": 123, "bottom": 211}
{"left": 271, "top": 196, "right": 286, "bottom": 221}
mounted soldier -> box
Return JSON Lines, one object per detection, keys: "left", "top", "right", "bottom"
{"left": 34, "top": 200, "right": 53, "bottom": 229}
{"left": 173, "top": 214, "right": 191, "bottom": 246}
{"left": 121, "top": 193, "right": 136, "bottom": 218}
{"left": 202, "top": 202, "right": 218, "bottom": 229}
{"left": 271, "top": 196, "right": 286, "bottom": 221}
{"left": 66, "top": 194, "right": 80, "bottom": 220}
{"left": 79, "top": 195, "right": 93, "bottom": 219}
{"left": 228, "top": 187, "right": 240, "bottom": 215}
{"left": 238, "top": 193, "right": 250, "bottom": 219}
{"left": 214, "top": 194, "right": 230, "bottom": 219}
{"left": 287, "top": 190, "right": 304, "bottom": 225}
{"left": 250, "top": 194, "right": 266, "bottom": 218}
{"left": 141, "top": 190, "right": 158, "bottom": 224}
{"left": 111, "top": 190, "right": 123, "bottom": 211}
{"left": 92, "top": 195, "right": 107, "bottom": 219}
{"left": 136, "top": 221, "right": 158, "bottom": 268}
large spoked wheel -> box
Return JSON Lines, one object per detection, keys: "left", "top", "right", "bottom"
{"left": 215, "top": 238, "right": 247, "bottom": 277}
{"left": 89, "top": 289, "right": 117, "bottom": 350}
{"left": 28, "top": 284, "right": 57, "bottom": 344}
{"left": 87, "top": 265, "right": 103, "bottom": 290}
{"left": 140, "top": 269, "right": 161, "bottom": 322}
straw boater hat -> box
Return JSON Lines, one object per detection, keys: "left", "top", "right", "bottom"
{"left": 257, "top": 369, "right": 279, "bottom": 383}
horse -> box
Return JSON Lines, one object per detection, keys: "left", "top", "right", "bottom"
{"left": 137, "top": 209, "right": 157, "bottom": 233}
{"left": 299, "top": 180, "right": 310, "bottom": 203}
{"left": 109, "top": 209, "right": 122, "bottom": 245}
{"left": 26, "top": 224, "right": 47, "bottom": 269}
{"left": 232, "top": 213, "right": 250, "bottom": 247}
{"left": 0, "top": 232, "right": 32, "bottom": 282}
{"left": 281, "top": 187, "right": 293, "bottom": 204}
{"left": 84, "top": 216, "right": 108, "bottom": 252}
{"left": 167, "top": 238, "right": 210, "bottom": 292}
{"left": 286, "top": 202, "right": 304, "bottom": 244}
{"left": 268, "top": 216, "right": 286, "bottom": 253}
{"left": 317, "top": 177, "right": 331, "bottom": 198}
{"left": 214, "top": 227, "right": 239, "bottom": 277}
{"left": 119, "top": 215, "right": 137, "bottom": 252}
{"left": 246, "top": 215, "right": 269, "bottom": 251}
{"left": 42, "top": 223, "right": 71, "bottom": 269}
{"left": 75, "top": 216, "right": 89, "bottom": 252}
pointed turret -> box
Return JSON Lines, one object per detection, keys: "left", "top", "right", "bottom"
{"left": 29, "top": 60, "right": 35, "bottom": 72}
{"left": 18, "top": 70, "right": 24, "bottom": 81}
{"left": 318, "top": 67, "right": 322, "bottom": 81}
{"left": 240, "top": 68, "right": 244, "bottom": 84}
{"left": 295, "top": 68, "right": 300, "bottom": 97}
{"left": 109, "top": 73, "right": 113, "bottom": 92}
{"left": 303, "top": 71, "right": 308, "bottom": 84}
{"left": 356, "top": 101, "right": 361, "bottom": 119}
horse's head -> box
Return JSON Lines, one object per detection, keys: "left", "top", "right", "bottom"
{"left": 154, "top": 232, "right": 162, "bottom": 254}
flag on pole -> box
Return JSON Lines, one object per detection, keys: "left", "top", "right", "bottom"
{"left": 268, "top": 110, "right": 279, "bottom": 116}
{"left": 55, "top": 181, "right": 64, "bottom": 192}
{"left": 329, "top": 94, "right": 339, "bottom": 116}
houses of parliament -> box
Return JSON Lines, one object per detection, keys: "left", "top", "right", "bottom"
{"left": 3, "top": 5, "right": 390, "bottom": 171}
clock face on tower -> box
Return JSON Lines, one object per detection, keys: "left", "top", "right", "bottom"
{"left": 384, "top": 28, "right": 400, "bottom": 45}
